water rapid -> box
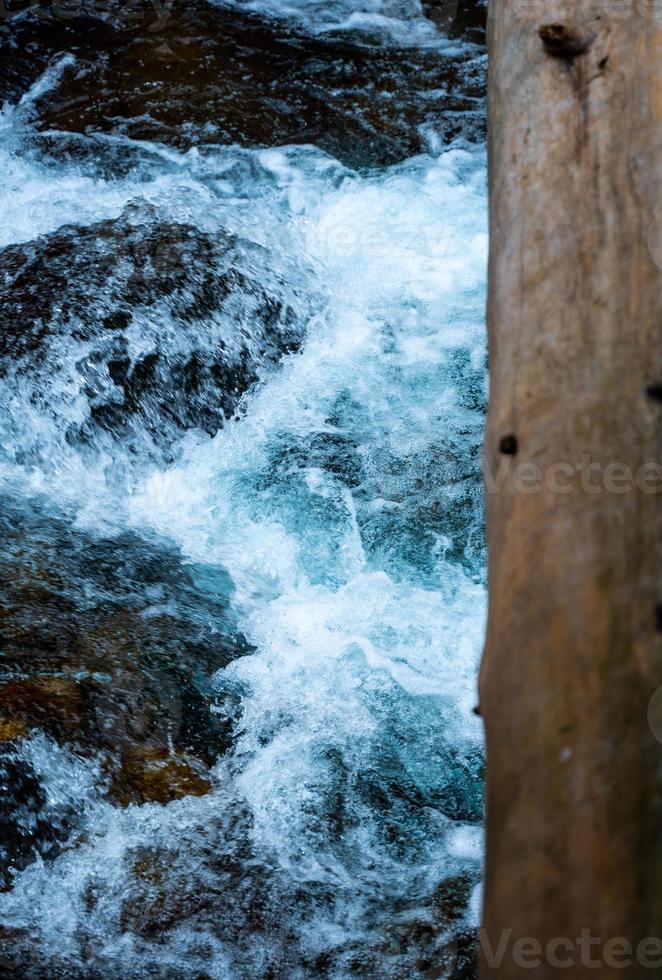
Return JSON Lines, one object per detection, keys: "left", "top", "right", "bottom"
{"left": 0, "top": 2, "right": 487, "bottom": 976}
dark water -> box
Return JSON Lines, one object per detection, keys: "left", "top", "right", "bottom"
{"left": 0, "top": 1, "right": 488, "bottom": 976}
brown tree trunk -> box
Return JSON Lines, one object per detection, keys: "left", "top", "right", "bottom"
{"left": 480, "top": 2, "right": 662, "bottom": 977}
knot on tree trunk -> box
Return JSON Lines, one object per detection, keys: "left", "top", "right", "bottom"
{"left": 539, "top": 23, "right": 592, "bottom": 59}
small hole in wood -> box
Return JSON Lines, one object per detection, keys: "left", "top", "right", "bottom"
{"left": 499, "top": 434, "right": 518, "bottom": 456}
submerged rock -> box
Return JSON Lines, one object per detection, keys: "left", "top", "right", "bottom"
{"left": 0, "top": 202, "right": 308, "bottom": 459}
{"left": 0, "top": 743, "right": 80, "bottom": 893}
{"left": 0, "top": 750, "right": 49, "bottom": 890}
{"left": 0, "top": 494, "right": 249, "bottom": 758}
{"left": 1, "top": 2, "right": 485, "bottom": 170}
{"left": 0, "top": 677, "right": 88, "bottom": 742}
{"left": 0, "top": 491, "right": 249, "bottom": 887}
{"left": 0, "top": 718, "right": 27, "bottom": 743}
{"left": 423, "top": 0, "right": 486, "bottom": 41}
{"left": 109, "top": 746, "right": 213, "bottom": 806}
{"left": 432, "top": 873, "right": 475, "bottom": 924}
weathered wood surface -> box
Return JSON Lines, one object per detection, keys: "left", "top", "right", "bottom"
{"left": 481, "top": 1, "right": 662, "bottom": 975}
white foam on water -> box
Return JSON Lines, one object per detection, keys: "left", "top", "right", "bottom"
{"left": 0, "top": 27, "right": 487, "bottom": 976}
{"left": 214, "top": 0, "right": 450, "bottom": 45}
{"left": 129, "top": 142, "right": 486, "bottom": 970}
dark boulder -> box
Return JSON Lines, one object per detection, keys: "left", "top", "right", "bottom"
{"left": 0, "top": 494, "right": 250, "bottom": 757}
{"left": 1, "top": 1, "right": 485, "bottom": 170}
{"left": 0, "top": 202, "right": 308, "bottom": 458}
{"left": 0, "top": 491, "right": 250, "bottom": 882}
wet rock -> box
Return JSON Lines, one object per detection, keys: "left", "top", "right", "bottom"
{"left": 0, "top": 750, "right": 46, "bottom": 890}
{"left": 430, "top": 744, "right": 484, "bottom": 823}
{"left": 2, "top": 2, "right": 485, "bottom": 171}
{"left": 108, "top": 746, "right": 212, "bottom": 806}
{"left": 0, "top": 203, "right": 306, "bottom": 458}
{"left": 0, "top": 931, "right": 98, "bottom": 980}
{"left": 266, "top": 429, "right": 366, "bottom": 490}
{"left": 423, "top": 0, "right": 486, "bottom": 42}
{"left": 355, "top": 747, "right": 483, "bottom": 861}
{"left": 0, "top": 3, "right": 100, "bottom": 106}
{"left": 450, "top": 930, "right": 478, "bottom": 980}
{"left": 114, "top": 814, "right": 304, "bottom": 974}
{"left": 0, "top": 745, "right": 76, "bottom": 892}
{"left": 356, "top": 446, "right": 485, "bottom": 584}
{"left": 0, "top": 492, "right": 248, "bottom": 896}
{"left": 0, "top": 718, "right": 27, "bottom": 743}
{"left": 0, "top": 494, "right": 251, "bottom": 763}
{"left": 432, "top": 873, "right": 474, "bottom": 923}
{"left": 369, "top": 911, "right": 471, "bottom": 979}
{"left": 0, "top": 677, "right": 88, "bottom": 742}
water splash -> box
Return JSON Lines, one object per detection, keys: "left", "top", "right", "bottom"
{"left": 0, "top": 5, "right": 487, "bottom": 975}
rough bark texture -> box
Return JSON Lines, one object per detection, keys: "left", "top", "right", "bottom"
{"left": 481, "top": 2, "right": 662, "bottom": 976}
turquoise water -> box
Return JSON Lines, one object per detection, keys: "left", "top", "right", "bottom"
{"left": 0, "top": 3, "right": 487, "bottom": 975}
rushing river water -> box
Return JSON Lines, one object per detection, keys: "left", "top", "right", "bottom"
{"left": 0, "top": 1, "right": 487, "bottom": 976}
